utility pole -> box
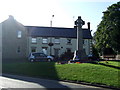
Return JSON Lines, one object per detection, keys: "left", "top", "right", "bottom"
{"left": 73, "top": 16, "right": 87, "bottom": 62}
{"left": 49, "top": 15, "right": 54, "bottom": 55}
{"left": 50, "top": 15, "right": 54, "bottom": 27}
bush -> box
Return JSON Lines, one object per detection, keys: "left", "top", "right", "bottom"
{"left": 60, "top": 50, "right": 74, "bottom": 61}
{"left": 92, "top": 45, "right": 99, "bottom": 60}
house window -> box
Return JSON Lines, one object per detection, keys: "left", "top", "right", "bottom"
{"left": 66, "top": 48, "right": 71, "bottom": 52}
{"left": 42, "top": 38, "right": 48, "bottom": 44}
{"left": 17, "top": 46, "right": 20, "bottom": 53}
{"left": 54, "top": 38, "right": 60, "bottom": 44}
{"left": 83, "top": 40, "right": 85, "bottom": 44}
{"left": 31, "top": 47, "right": 36, "bottom": 52}
{"left": 31, "top": 38, "right": 37, "bottom": 43}
{"left": 67, "top": 39, "right": 71, "bottom": 44}
{"left": 17, "top": 31, "right": 22, "bottom": 38}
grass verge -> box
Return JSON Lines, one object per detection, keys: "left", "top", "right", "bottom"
{"left": 2, "top": 61, "right": 120, "bottom": 88}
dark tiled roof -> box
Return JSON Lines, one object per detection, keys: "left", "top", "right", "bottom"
{"left": 26, "top": 26, "right": 92, "bottom": 39}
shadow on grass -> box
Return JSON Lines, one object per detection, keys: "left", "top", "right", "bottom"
{"left": 98, "top": 63, "right": 120, "bottom": 69}
{"left": 90, "top": 61, "right": 120, "bottom": 69}
{"left": 2, "top": 61, "right": 71, "bottom": 89}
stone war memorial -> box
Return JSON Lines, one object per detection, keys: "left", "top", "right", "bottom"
{"left": 73, "top": 16, "right": 88, "bottom": 62}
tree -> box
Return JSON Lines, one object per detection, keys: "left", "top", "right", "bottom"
{"left": 92, "top": 44, "right": 99, "bottom": 59}
{"left": 94, "top": 1, "right": 120, "bottom": 55}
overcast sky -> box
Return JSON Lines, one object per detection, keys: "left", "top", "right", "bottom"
{"left": 0, "top": 0, "right": 119, "bottom": 35}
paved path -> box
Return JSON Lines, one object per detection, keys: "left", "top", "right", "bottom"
{"left": 0, "top": 74, "right": 110, "bottom": 89}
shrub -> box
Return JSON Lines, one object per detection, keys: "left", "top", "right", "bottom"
{"left": 60, "top": 50, "right": 74, "bottom": 61}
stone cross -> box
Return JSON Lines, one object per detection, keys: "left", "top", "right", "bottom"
{"left": 76, "top": 16, "right": 85, "bottom": 51}
{"left": 73, "top": 16, "right": 87, "bottom": 62}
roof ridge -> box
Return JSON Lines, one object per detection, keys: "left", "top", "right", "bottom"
{"left": 25, "top": 26, "right": 74, "bottom": 29}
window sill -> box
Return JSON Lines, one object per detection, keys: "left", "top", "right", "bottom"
{"left": 17, "top": 37, "right": 22, "bottom": 39}
{"left": 42, "top": 43, "right": 48, "bottom": 44}
{"left": 54, "top": 43, "right": 60, "bottom": 45}
{"left": 67, "top": 43, "right": 72, "bottom": 45}
{"left": 31, "top": 43, "right": 37, "bottom": 44}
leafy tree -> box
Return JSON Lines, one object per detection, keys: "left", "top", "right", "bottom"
{"left": 92, "top": 44, "right": 99, "bottom": 59}
{"left": 94, "top": 1, "right": 120, "bottom": 55}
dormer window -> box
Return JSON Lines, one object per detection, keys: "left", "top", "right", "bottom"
{"left": 17, "top": 31, "right": 22, "bottom": 38}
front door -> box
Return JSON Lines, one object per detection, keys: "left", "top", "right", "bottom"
{"left": 54, "top": 48, "right": 60, "bottom": 57}
{"left": 42, "top": 47, "right": 47, "bottom": 55}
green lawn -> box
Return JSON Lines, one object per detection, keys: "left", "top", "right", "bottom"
{"left": 2, "top": 61, "right": 120, "bottom": 88}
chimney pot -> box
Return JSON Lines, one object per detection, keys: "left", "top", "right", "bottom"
{"left": 9, "top": 15, "right": 14, "bottom": 19}
{"left": 87, "top": 22, "right": 90, "bottom": 30}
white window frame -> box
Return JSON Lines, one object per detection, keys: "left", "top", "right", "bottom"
{"left": 31, "top": 38, "right": 37, "bottom": 43}
{"left": 54, "top": 38, "right": 60, "bottom": 44}
{"left": 17, "top": 31, "right": 22, "bottom": 38}
{"left": 67, "top": 39, "right": 71, "bottom": 44}
{"left": 42, "top": 38, "right": 48, "bottom": 44}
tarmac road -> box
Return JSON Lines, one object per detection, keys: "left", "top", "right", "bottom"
{"left": 0, "top": 74, "right": 110, "bottom": 90}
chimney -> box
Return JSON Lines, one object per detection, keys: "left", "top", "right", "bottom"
{"left": 9, "top": 15, "right": 14, "bottom": 19}
{"left": 87, "top": 22, "right": 90, "bottom": 30}
{"left": 74, "top": 26, "right": 77, "bottom": 29}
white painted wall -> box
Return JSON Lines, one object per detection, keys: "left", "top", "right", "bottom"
{"left": 28, "top": 37, "right": 92, "bottom": 57}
